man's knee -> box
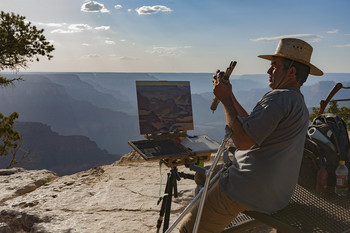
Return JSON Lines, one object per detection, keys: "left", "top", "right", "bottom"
{"left": 194, "top": 164, "right": 224, "bottom": 186}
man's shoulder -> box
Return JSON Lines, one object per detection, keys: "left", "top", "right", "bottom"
{"left": 260, "top": 88, "right": 304, "bottom": 110}
{"left": 264, "top": 87, "right": 301, "bottom": 99}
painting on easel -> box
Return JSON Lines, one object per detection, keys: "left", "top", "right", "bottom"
{"left": 136, "top": 81, "right": 194, "bottom": 135}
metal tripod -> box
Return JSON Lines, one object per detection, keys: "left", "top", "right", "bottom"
{"left": 164, "top": 125, "right": 233, "bottom": 233}
{"left": 156, "top": 167, "right": 195, "bottom": 233}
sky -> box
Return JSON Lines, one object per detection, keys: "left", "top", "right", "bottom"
{"left": 1, "top": 0, "right": 350, "bottom": 74}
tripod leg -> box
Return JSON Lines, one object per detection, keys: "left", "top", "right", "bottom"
{"left": 172, "top": 168, "right": 179, "bottom": 199}
{"left": 163, "top": 171, "right": 174, "bottom": 232}
{"left": 156, "top": 173, "right": 171, "bottom": 233}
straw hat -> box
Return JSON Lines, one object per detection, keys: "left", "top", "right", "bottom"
{"left": 258, "top": 38, "right": 323, "bottom": 76}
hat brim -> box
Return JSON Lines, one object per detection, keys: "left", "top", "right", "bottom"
{"left": 258, "top": 54, "right": 323, "bottom": 76}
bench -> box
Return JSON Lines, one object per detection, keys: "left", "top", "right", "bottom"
{"left": 223, "top": 184, "right": 350, "bottom": 233}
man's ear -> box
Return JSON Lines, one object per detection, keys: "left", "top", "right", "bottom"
{"left": 288, "top": 66, "right": 297, "bottom": 79}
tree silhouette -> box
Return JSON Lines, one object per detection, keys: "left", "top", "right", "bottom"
{"left": 0, "top": 11, "right": 54, "bottom": 168}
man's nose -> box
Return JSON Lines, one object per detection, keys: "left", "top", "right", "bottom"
{"left": 267, "top": 66, "right": 273, "bottom": 74}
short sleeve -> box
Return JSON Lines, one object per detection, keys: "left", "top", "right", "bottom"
{"left": 242, "top": 94, "right": 285, "bottom": 145}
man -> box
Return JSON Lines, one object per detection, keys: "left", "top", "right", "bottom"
{"left": 180, "top": 38, "right": 323, "bottom": 233}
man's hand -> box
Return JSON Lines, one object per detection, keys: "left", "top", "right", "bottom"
{"left": 212, "top": 70, "right": 233, "bottom": 106}
{"left": 212, "top": 70, "right": 255, "bottom": 150}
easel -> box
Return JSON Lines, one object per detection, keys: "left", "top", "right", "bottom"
{"left": 146, "top": 131, "right": 208, "bottom": 233}
{"left": 128, "top": 128, "right": 222, "bottom": 232}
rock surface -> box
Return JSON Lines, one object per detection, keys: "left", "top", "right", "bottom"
{"left": 0, "top": 154, "right": 274, "bottom": 233}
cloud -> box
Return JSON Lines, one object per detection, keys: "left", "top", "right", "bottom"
{"left": 81, "top": 1, "right": 109, "bottom": 13}
{"left": 136, "top": 5, "right": 172, "bottom": 15}
{"left": 147, "top": 46, "right": 191, "bottom": 56}
{"left": 36, "top": 22, "right": 65, "bottom": 27}
{"left": 108, "top": 55, "right": 138, "bottom": 60}
{"left": 128, "top": 9, "right": 133, "bottom": 12}
{"left": 105, "top": 39, "right": 116, "bottom": 45}
{"left": 250, "top": 34, "right": 323, "bottom": 43}
{"left": 327, "top": 29, "right": 339, "bottom": 34}
{"left": 95, "top": 26, "right": 110, "bottom": 30}
{"left": 335, "top": 44, "right": 350, "bottom": 47}
{"left": 82, "top": 43, "right": 91, "bottom": 46}
{"left": 39, "top": 21, "right": 108, "bottom": 33}
{"left": 115, "top": 5, "right": 122, "bottom": 10}
{"left": 69, "top": 24, "right": 92, "bottom": 31}
{"left": 51, "top": 24, "right": 91, "bottom": 34}
{"left": 51, "top": 29, "right": 78, "bottom": 34}
{"left": 50, "top": 23, "right": 107, "bottom": 34}
{"left": 119, "top": 56, "right": 138, "bottom": 61}
{"left": 88, "top": 54, "right": 101, "bottom": 58}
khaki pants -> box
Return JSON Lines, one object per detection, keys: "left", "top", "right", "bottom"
{"left": 179, "top": 172, "right": 250, "bottom": 233}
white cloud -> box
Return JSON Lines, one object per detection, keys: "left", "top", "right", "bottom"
{"left": 38, "top": 22, "right": 108, "bottom": 33}
{"left": 81, "top": 1, "right": 110, "bottom": 13}
{"left": 46, "top": 23, "right": 64, "bottom": 27}
{"left": 119, "top": 39, "right": 126, "bottom": 42}
{"left": 335, "top": 44, "right": 350, "bottom": 47}
{"left": 51, "top": 29, "right": 77, "bottom": 34}
{"left": 108, "top": 55, "right": 138, "bottom": 60}
{"left": 250, "top": 34, "right": 323, "bottom": 43}
{"left": 147, "top": 46, "right": 190, "bottom": 56}
{"left": 82, "top": 43, "right": 91, "bottom": 46}
{"left": 105, "top": 40, "right": 116, "bottom": 45}
{"left": 136, "top": 5, "right": 172, "bottom": 15}
{"left": 95, "top": 26, "right": 110, "bottom": 30}
{"left": 327, "top": 29, "right": 339, "bottom": 34}
{"left": 50, "top": 23, "right": 109, "bottom": 34}
{"left": 88, "top": 54, "right": 101, "bottom": 58}
{"left": 36, "top": 22, "right": 65, "bottom": 27}
{"left": 69, "top": 24, "right": 92, "bottom": 31}
{"left": 128, "top": 9, "right": 133, "bottom": 12}
{"left": 120, "top": 56, "right": 138, "bottom": 61}
{"left": 115, "top": 4, "right": 123, "bottom": 9}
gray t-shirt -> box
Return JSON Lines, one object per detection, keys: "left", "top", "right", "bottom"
{"left": 219, "top": 87, "right": 309, "bottom": 214}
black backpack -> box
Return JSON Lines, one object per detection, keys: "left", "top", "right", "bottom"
{"left": 299, "top": 113, "right": 350, "bottom": 188}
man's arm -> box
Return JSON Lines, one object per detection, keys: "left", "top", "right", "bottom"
{"left": 231, "top": 93, "right": 249, "bottom": 119}
{"left": 213, "top": 77, "right": 255, "bottom": 150}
